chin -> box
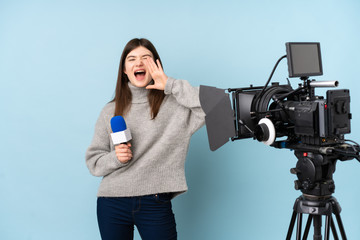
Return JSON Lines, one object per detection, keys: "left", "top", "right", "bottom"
{"left": 130, "top": 80, "right": 150, "bottom": 88}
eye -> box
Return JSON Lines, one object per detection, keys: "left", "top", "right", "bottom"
{"left": 128, "top": 58, "right": 135, "bottom": 62}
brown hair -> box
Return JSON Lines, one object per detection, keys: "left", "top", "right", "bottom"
{"left": 112, "top": 38, "right": 165, "bottom": 119}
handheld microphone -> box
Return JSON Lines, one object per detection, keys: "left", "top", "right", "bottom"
{"left": 110, "top": 116, "right": 132, "bottom": 145}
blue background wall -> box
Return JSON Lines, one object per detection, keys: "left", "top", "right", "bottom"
{"left": 1, "top": 0, "right": 360, "bottom": 239}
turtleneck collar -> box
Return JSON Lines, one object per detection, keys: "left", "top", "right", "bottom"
{"left": 128, "top": 81, "right": 149, "bottom": 104}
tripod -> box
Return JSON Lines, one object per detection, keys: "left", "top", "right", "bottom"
{"left": 286, "top": 195, "right": 347, "bottom": 240}
{"left": 284, "top": 150, "right": 353, "bottom": 240}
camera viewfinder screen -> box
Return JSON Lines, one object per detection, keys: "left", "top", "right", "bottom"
{"left": 286, "top": 42, "right": 323, "bottom": 78}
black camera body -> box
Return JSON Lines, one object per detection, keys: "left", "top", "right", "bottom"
{"left": 233, "top": 80, "right": 351, "bottom": 147}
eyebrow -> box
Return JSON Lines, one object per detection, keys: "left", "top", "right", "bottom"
{"left": 126, "top": 54, "right": 152, "bottom": 59}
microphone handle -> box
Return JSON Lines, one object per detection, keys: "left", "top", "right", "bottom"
{"left": 111, "top": 129, "right": 132, "bottom": 145}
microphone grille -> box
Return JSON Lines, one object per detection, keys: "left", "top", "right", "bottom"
{"left": 110, "top": 116, "right": 127, "bottom": 132}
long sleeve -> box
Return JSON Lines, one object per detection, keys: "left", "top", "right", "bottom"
{"left": 164, "top": 77, "right": 205, "bottom": 135}
{"left": 85, "top": 106, "right": 129, "bottom": 177}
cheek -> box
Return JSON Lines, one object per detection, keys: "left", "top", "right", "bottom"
{"left": 146, "top": 73, "right": 153, "bottom": 82}
{"left": 124, "top": 63, "right": 132, "bottom": 75}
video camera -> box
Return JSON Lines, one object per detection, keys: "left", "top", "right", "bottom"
{"left": 200, "top": 42, "right": 358, "bottom": 160}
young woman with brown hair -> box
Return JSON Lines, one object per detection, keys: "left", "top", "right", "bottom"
{"left": 86, "top": 38, "right": 205, "bottom": 240}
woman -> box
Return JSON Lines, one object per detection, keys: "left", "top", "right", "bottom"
{"left": 86, "top": 38, "right": 205, "bottom": 240}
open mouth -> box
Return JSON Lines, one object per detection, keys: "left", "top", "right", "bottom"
{"left": 134, "top": 70, "right": 146, "bottom": 80}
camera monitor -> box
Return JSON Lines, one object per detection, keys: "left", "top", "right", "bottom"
{"left": 286, "top": 42, "right": 323, "bottom": 78}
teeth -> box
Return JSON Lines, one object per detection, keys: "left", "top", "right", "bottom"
{"left": 135, "top": 70, "right": 145, "bottom": 74}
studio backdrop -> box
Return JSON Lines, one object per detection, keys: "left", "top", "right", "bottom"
{"left": 1, "top": 0, "right": 359, "bottom": 239}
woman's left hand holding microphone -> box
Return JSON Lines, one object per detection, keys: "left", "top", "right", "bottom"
{"left": 115, "top": 143, "right": 133, "bottom": 164}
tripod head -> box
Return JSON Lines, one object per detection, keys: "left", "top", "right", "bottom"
{"left": 283, "top": 142, "right": 360, "bottom": 197}
{"left": 291, "top": 151, "right": 337, "bottom": 197}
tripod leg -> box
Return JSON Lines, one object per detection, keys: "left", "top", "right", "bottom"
{"left": 286, "top": 211, "right": 297, "bottom": 240}
{"left": 330, "top": 216, "right": 339, "bottom": 240}
{"left": 296, "top": 213, "right": 303, "bottom": 240}
{"left": 302, "top": 215, "right": 313, "bottom": 240}
{"left": 313, "top": 215, "right": 322, "bottom": 240}
{"left": 334, "top": 214, "right": 347, "bottom": 240}
{"left": 324, "top": 215, "right": 331, "bottom": 240}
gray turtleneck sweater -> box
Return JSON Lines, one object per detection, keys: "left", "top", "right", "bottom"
{"left": 86, "top": 77, "right": 205, "bottom": 197}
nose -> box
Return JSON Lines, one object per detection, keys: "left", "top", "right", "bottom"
{"left": 135, "top": 58, "right": 144, "bottom": 66}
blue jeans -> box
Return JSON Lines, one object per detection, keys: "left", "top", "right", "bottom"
{"left": 97, "top": 194, "right": 177, "bottom": 240}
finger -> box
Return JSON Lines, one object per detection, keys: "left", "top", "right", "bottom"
{"left": 156, "top": 59, "right": 163, "bottom": 72}
{"left": 143, "top": 58, "right": 150, "bottom": 72}
{"left": 146, "top": 83, "right": 161, "bottom": 90}
{"left": 145, "top": 84, "right": 156, "bottom": 90}
{"left": 117, "top": 149, "right": 131, "bottom": 154}
{"left": 115, "top": 148, "right": 131, "bottom": 153}
{"left": 118, "top": 143, "right": 129, "bottom": 147}
{"left": 116, "top": 152, "right": 130, "bottom": 157}
{"left": 149, "top": 57, "right": 160, "bottom": 72}
{"left": 118, "top": 149, "right": 131, "bottom": 154}
{"left": 116, "top": 153, "right": 132, "bottom": 159}
{"left": 145, "top": 59, "right": 155, "bottom": 77}
{"left": 115, "top": 145, "right": 129, "bottom": 151}
{"left": 146, "top": 58, "right": 156, "bottom": 72}
{"left": 118, "top": 157, "right": 131, "bottom": 164}
{"left": 121, "top": 143, "right": 131, "bottom": 148}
